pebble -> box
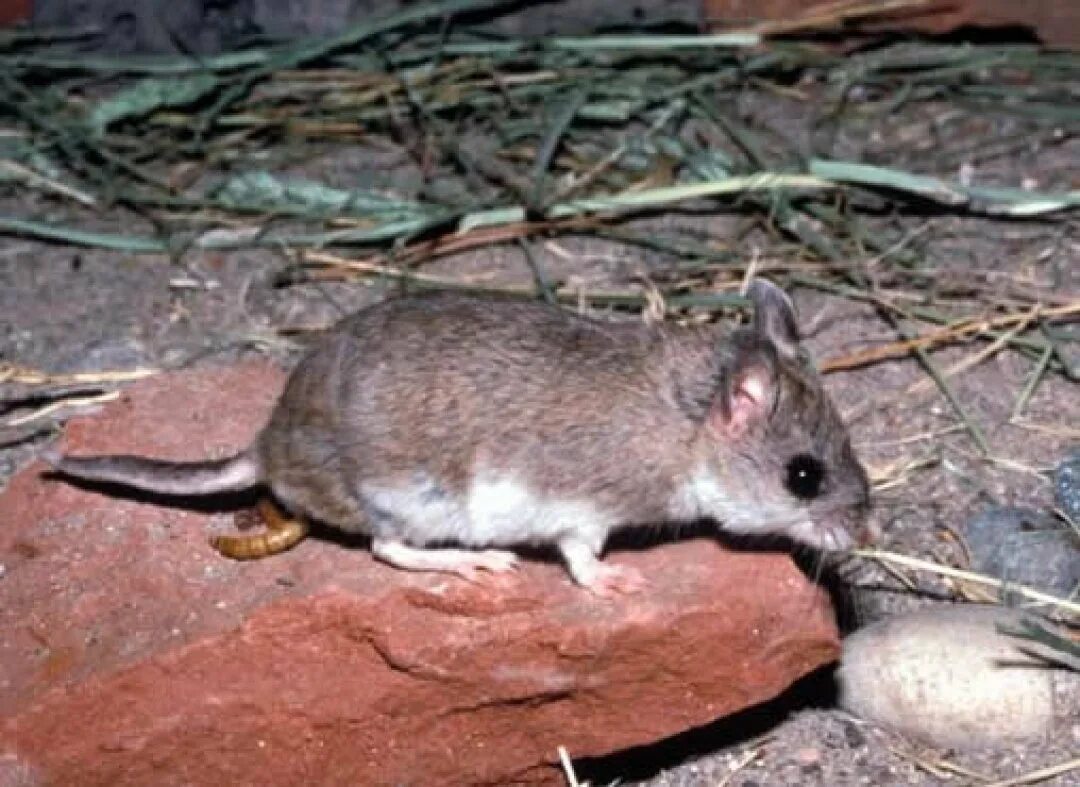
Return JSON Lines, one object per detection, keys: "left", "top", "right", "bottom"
{"left": 964, "top": 506, "right": 1079, "bottom": 595}
{"left": 1055, "top": 448, "right": 1080, "bottom": 523}
{"left": 838, "top": 606, "right": 1058, "bottom": 749}
{"left": 56, "top": 339, "right": 149, "bottom": 374}
{"left": 840, "top": 720, "right": 866, "bottom": 748}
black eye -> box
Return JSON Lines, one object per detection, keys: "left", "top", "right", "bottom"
{"left": 786, "top": 454, "right": 825, "bottom": 499}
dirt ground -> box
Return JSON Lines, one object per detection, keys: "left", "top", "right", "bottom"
{"left": 1, "top": 76, "right": 1078, "bottom": 785}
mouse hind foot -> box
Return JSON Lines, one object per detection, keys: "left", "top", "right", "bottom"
{"left": 210, "top": 498, "right": 309, "bottom": 560}
{"left": 371, "top": 538, "right": 518, "bottom": 582}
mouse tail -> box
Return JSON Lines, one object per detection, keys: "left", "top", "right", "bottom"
{"left": 41, "top": 447, "right": 262, "bottom": 496}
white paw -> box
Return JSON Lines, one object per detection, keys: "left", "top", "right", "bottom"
{"left": 580, "top": 563, "right": 647, "bottom": 598}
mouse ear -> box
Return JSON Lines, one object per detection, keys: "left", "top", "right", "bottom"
{"left": 709, "top": 347, "right": 778, "bottom": 439}
{"left": 748, "top": 279, "right": 800, "bottom": 359}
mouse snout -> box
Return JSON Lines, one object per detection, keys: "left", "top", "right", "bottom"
{"left": 835, "top": 497, "right": 876, "bottom": 549}
{"left": 813, "top": 495, "right": 873, "bottom": 551}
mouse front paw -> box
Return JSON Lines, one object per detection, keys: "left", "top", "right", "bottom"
{"left": 558, "top": 538, "right": 647, "bottom": 598}
{"left": 580, "top": 563, "right": 647, "bottom": 598}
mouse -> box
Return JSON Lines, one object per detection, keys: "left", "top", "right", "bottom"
{"left": 42, "top": 278, "right": 872, "bottom": 597}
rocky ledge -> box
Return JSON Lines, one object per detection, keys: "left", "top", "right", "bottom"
{"left": 0, "top": 362, "right": 839, "bottom": 786}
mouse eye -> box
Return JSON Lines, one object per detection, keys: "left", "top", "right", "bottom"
{"left": 785, "top": 454, "right": 825, "bottom": 499}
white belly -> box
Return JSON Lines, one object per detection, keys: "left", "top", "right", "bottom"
{"left": 363, "top": 473, "right": 612, "bottom": 548}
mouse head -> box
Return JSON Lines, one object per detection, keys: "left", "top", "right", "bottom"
{"left": 696, "top": 279, "right": 872, "bottom": 551}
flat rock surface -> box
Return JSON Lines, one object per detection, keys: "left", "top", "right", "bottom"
{"left": 0, "top": 363, "right": 840, "bottom": 786}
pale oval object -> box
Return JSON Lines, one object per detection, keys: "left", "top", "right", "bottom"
{"left": 838, "top": 606, "right": 1057, "bottom": 749}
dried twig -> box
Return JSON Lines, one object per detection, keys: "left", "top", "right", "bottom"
{"left": 3, "top": 391, "right": 120, "bottom": 428}
{"left": 0, "top": 363, "right": 158, "bottom": 386}
{"left": 820, "top": 302, "right": 1079, "bottom": 373}
{"left": 983, "top": 757, "right": 1080, "bottom": 787}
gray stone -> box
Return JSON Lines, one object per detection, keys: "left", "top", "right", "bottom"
{"left": 1055, "top": 448, "right": 1080, "bottom": 524}
{"left": 964, "top": 506, "right": 1079, "bottom": 596}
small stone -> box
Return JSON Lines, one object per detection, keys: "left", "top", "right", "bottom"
{"left": 964, "top": 506, "right": 1080, "bottom": 595}
{"left": 1055, "top": 449, "right": 1080, "bottom": 523}
{"left": 838, "top": 606, "right": 1057, "bottom": 749}
{"left": 794, "top": 747, "right": 821, "bottom": 766}
{"left": 55, "top": 339, "right": 148, "bottom": 375}
{"left": 841, "top": 719, "right": 866, "bottom": 748}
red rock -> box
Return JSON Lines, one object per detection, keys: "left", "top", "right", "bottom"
{"left": 0, "top": 361, "right": 841, "bottom": 786}
{"left": 0, "top": 1, "right": 31, "bottom": 26}
{"left": 704, "top": 0, "right": 1080, "bottom": 48}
